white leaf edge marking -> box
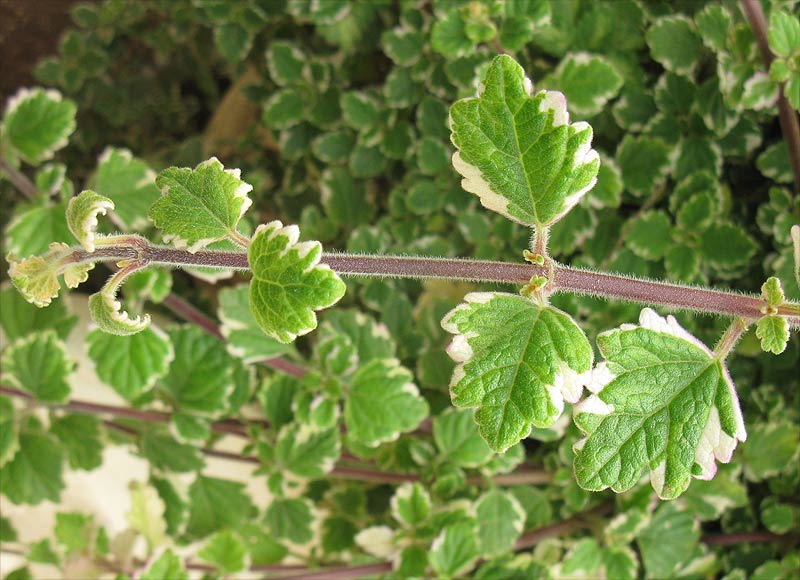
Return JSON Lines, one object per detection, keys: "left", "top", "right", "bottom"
{"left": 442, "top": 292, "right": 592, "bottom": 451}
{"left": 390, "top": 483, "right": 431, "bottom": 527}
{"left": 67, "top": 190, "right": 114, "bottom": 252}
{"left": 3, "top": 88, "right": 75, "bottom": 162}
{"left": 96, "top": 147, "right": 158, "bottom": 231}
{"left": 355, "top": 525, "right": 395, "bottom": 558}
{"left": 573, "top": 307, "right": 747, "bottom": 496}
{"left": 89, "top": 287, "right": 151, "bottom": 335}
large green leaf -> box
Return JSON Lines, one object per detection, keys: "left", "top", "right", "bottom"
{"left": 449, "top": 54, "right": 600, "bottom": 227}
{"left": 573, "top": 309, "right": 747, "bottom": 499}
{"left": 186, "top": 476, "right": 254, "bottom": 539}
{"left": 2, "top": 88, "right": 76, "bottom": 164}
{"left": 92, "top": 147, "right": 160, "bottom": 231}
{"left": 0, "top": 430, "right": 65, "bottom": 505}
{"left": 1, "top": 331, "right": 74, "bottom": 403}
{"left": 441, "top": 292, "right": 593, "bottom": 452}
{"left": 149, "top": 158, "right": 253, "bottom": 251}
{"left": 248, "top": 220, "right": 346, "bottom": 343}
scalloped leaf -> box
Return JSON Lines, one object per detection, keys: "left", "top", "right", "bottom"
{"left": 0, "top": 429, "right": 65, "bottom": 505}
{"left": 5, "top": 200, "right": 72, "bottom": 257}
{"left": 275, "top": 424, "right": 340, "bottom": 479}
{"left": 1, "top": 331, "right": 74, "bottom": 403}
{"left": 66, "top": 190, "right": 114, "bottom": 252}
{"left": 756, "top": 316, "right": 790, "bottom": 355}
{"left": 344, "top": 359, "right": 429, "bottom": 447}
{"left": 88, "top": 285, "right": 150, "bottom": 336}
{"left": 449, "top": 54, "right": 600, "bottom": 227}
{"left": 546, "top": 53, "right": 624, "bottom": 118}
{"left": 2, "top": 88, "right": 76, "bottom": 164}
{"left": 573, "top": 309, "right": 747, "bottom": 500}
{"left": 86, "top": 326, "right": 173, "bottom": 401}
{"left": 92, "top": 147, "right": 160, "bottom": 231}
{"left": 441, "top": 292, "right": 593, "bottom": 452}
{"left": 7, "top": 242, "right": 92, "bottom": 308}
{"left": 248, "top": 220, "right": 346, "bottom": 343}
{"left": 391, "top": 483, "right": 431, "bottom": 528}
{"left": 149, "top": 157, "right": 253, "bottom": 252}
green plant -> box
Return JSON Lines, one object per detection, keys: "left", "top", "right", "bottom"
{"left": 1, "top": 1, "right": 799, "bottom": 579}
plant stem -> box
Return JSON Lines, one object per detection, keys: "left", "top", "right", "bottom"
{"left": 55, "top": 242, "right": 800, "bottom": 327}
{"left": 741, "top": 0, "right": 800, "bottom": 193}
{"left": 714, "top": 318, "right": 748, "bottom": 359}
{"left": 0, "top": 158, "right": 38, "bottom": 199}
{"left": 702, "top": 531, "right": 800, "bottom": 546}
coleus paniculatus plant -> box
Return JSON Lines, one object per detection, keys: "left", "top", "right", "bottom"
{"left": 6, "top": 53, "right": 799, "bottom": 507}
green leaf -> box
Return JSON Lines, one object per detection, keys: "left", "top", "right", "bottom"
{"left": 742, "top": 422, "right": 800, "bottom": 481}
{"left": 65, "top": 190, "right": 114, "bottom": 252}
{"left": 54, "top": 512, "right": 92, "bottom": 554}
{"left": 340, "top": 91, "right": 381, "bottom": 131}
{"left": 433, "top": 408, "right": 494, "bottom": 468}
{"left": 198, "top": 529, "right": 247, "bottom": 574}
{"left": 450, "top": 55, "right": 600, "bottom": 227}
{"left": 391, "top": 483, "right": 431, "bottom": 527}
{"left": 615, "top": 135, "right": 671, "bottom": 197}
{"left": 140, "top": 549, "right": 187, "bottom": 580}
{"left": 263, "top": 88, "right": 306, "bottom": 129}
{"left": 127, "top": 481, "right": 167, "bottom": 553}
{"left": 266, "top": 41, "right": 307, "bottom": 86}
{"left": 149, "top": 158, "right": 253, "bottom": 252}
{"left": 677, "top": 193, "right": 715, "bottom": 231}
{"left": 646, "top": 16, "right": 703, "bottom": 76}
{"left": 139, "top": 428, "right": 204, "bottom": 473}
{"left": 186, "top": 476, "right": 254, "bottom": 539}
{"left": 86, "top": 326, "right": 173, "bottom": 401}
{"left": 0, "top": 430, "right": 65, "bottom": 505}
{"left": 320, "top": 167, "right": 374, "bottom": 226}
{"left": 2, "top": 88, "right": 76, "bottom": 164}
{"left": 318, "top": 309, "right": 396, "bottom": 365}
{"left": 742, "top": 72, "right": 779, "bottom": 111}
{"left": 768, "top": 10, "right": 800, "bottom": 58}
{"left": 475, "top": 489, "right": 525, "bottom": 557}
{"left": 159, "top": 326, "right": 233, "bottom": 414}
{"left": 699, "top": 222, "right": 757, "bottom": 271}
{"left": 88, "top": 285, "right": 150, "bottom": 336}
{"left": 0, "top": 287, "right": 76, "bottom": 341}
{"left": 92, "top": 147, "right": 160, "bottom": 231}
{"left": 429, "top": 521, "right": 479, "bottom": 578}
{"left": 50, "top": 414, "right": 103, "bottom": 470}
{"left": 441, "top": 292, "right": 593, "bottom": 452}
{"left": 547, "top": 53, "right": 623, "bottom": 118}
{"left": 573, "top": 308, "right": 747, "bottom": 499}
{"left": 2, "top": 331, "right": 74, "bottom": 403}
{"left": 344, "top": 358, "right": 429, "bottom": 447}
{"left": 431, "top": 11, "right": 472, "bottom": 58}
{"left": 248, "top": 220, "right": 346, "bottom": 343}
{"left": 785, "top": 75, "right": 800, "bottom": 110}
{"left": 275, "top": 424, "right": 340, "bottom": 479}
{"left": 679, "top": 464, "right": 748, "bottom": 520}
{"left": 510, "top": 486, "right": 552, "bottom": 530}
{"left": 756, "top": 316, "right": 790, "bottom": 355}
{"left": 264, "top": 497, "right": 314, "bottom": 544}
{"left": 762, "top": 276, "right": 786, "bottom": 308}
{"left": 27, "top": 539, "right": 59, "bottom": 565}
{"left": 0, "top": 516, "right": 16, "bottom": 542}
{"left": 218, "top": 285, "right": 295, "bottom": 364}
{"left": 214, "top": 21, "right": 252, "bottom": 62}
{"left": 625, "top": 210, "right": 672, "bottom": 261}
{"left": 382, "top": 26, "right": 425, "bottom": 66}
{"left": 695, "top": 4, "right": 731, "bottom": 53}
{"left": 240, "top": 523, "right": 288, "bottom": 566}
{"left": 636, "top": 504, "right": 699, "bottom": 579}
{"left": 5, "top": 201, "right": 72, "bottom": 257}
{"left": 757, "top": 142, "right": 793, "bottom": 184}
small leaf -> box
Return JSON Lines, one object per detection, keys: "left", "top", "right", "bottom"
{"left": 320, "top": 167, "right": 374, "bottom": 226}
{"left": 92, "top": 147, "right": 160, "bottom": 231}
{"left": 214, "top": 22, "right": 253, "bottom": 63}
{"left": 761, "top": 277, "right": 786, "bottom": 308}
{"left": 646, "top": 16, "right": 703, "bottom": 76}
{"left": 198, "top": 529, "right": 248, "bottom": 574}
{"left": 450, "top": 55, "right": 600, "bottom": 227}
{"left": 50, "top": 414, "right": 103, "bottom": 470}
{"left": 264, "top": 497, "right": 314, "bottom": 544}
{"left": 433, "top": 408, "right": 493, "bottom": 468}
{"left": 344, "top": 358, "right": 429, "bottom": 447}
{"left": 573, "top": 309, "right": 747, "bottom": 499}
{"left": 2, "top": 88, "right": 76, "bottom": 164}
{"left": 757, "top": 142, "right": 793, "bottom": 184}
{"left": 248, "top": 220, "right": 346, "bottom": 343}
{"left": 391, "top": 483, "right": 431, "bottom": 527}
{"left": 0, "top": 430, "right": 65, "bottom": 505}
{"left": 429, "top": 522, "right": 479, "bottom": 578}
{"left": 0, "top": 286, "right": 76, "bottom": 341}
{"left": 218, "top": 285, "right": 294, "bottom": 364}
{"left": 636, "top": 504, "right": 699, "bottom": 579}
{"left": 86, "top": 326, "right": 173, "bottom": 401}
{"left": 695, "top": 4, "right": 731, "bottom": 53}
{"left": 768, "top": 10, "right": 800, "bottom": 58}
{"left": 547, "top": 53, "right": 623, "bottom": 118}
{"left": 431, "top": 11, "right": 472, "bottom": 58}
{"left": 2, "top": 331, "right": 74, "bottom": 403}
{"left": 355, "top": 525, "right": 395, "bottom": 558}
{"left": 54, "top": 512, "right": 93, "bottom": 555}
{"left": 139, "top": 429, "right": 204, "bottom": 474}
{"left": 340, "top": 91, "right": 381, "bottom": 131}
{"left": 741, "top": 72, "right": 779, "bottom": 111}
{"left": 699, "top": 223, "right": 757, "bottom": 271}
{"left": 275, "top": 424, "right": 340, "bottom": 479}
{"left": 186, "top": 475, "right": 254, "bottom": 539}
{"left": 441, "top": 292, "right": 593, "bottom": 452}
{"left": 743, "top": 422, "right": 800, "bottom": 481}
{"left": 263, "top": 88, "right": 306, "bottom": 129}
{"left": 5, "top": 200, "right": 72, "bottom": 257}
{"left": 475, "top": 489, "right": 525, "bottom": 557}
{"left": 382, "top": 26, "right": 425, "bottom": 66}
{"left": 8, "top": 242, "right": 93, "bottom": 307}
{"left": 615, "top": 135, "right": 671, "bottom": 197}
{"left": 140, "top": 549, "right": 187, "bottom": 580}
{"left": 625, "top": 210, "right": 672, "bottom": 261}
{"left": 66, "top": 190, "right": 114, "bottom": 252}
{"left": 88, "top": 284, "right": 150, "bottom": 336}
{"left": 266, "top": 41, "right": 307, "bottom": 86}
{"left": 149, "top": 158, "right": 253, "bottom": 252}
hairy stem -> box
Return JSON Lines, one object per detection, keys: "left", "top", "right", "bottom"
{"left": 741, "top": 0, "right": 800, "bottom": 192}
{"left": 50, "top": 241, "right": 800, "bottom": 327}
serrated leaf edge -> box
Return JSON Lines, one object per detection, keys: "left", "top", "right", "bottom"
{"left": 66, "top": 190, "right": 115, "bottom": 252}
{"left": 3, "top": 87, "right": 76, "bottom": 163}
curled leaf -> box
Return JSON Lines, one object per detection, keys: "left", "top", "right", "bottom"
{"left": 89, "top": 279, "right": 150, "bottom": 336}
{"left": 7, "top": 243, "right": 93, "bottom": 307}
{"left": 66, "top": 190, "right": 114, "bottom": 252}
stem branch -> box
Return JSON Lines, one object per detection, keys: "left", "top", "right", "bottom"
{"left": 0, "top": 158, "right": 38, "bottom": 199}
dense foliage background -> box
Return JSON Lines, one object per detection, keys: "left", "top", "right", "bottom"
{"left": 0, "top": 1, "right": 798, "bottom": 579}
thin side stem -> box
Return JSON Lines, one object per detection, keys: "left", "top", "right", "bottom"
{"left": 714, "top": 318, "right": 748, "bottom": 359}
{"left": 702, "top": 531, "right": 800, "bottom": 546}
{"left": 741, "top": 0, "right": 800, "bottom": 192}
{"left": 0, "top": 158, "right": 38, "bottom": 199}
